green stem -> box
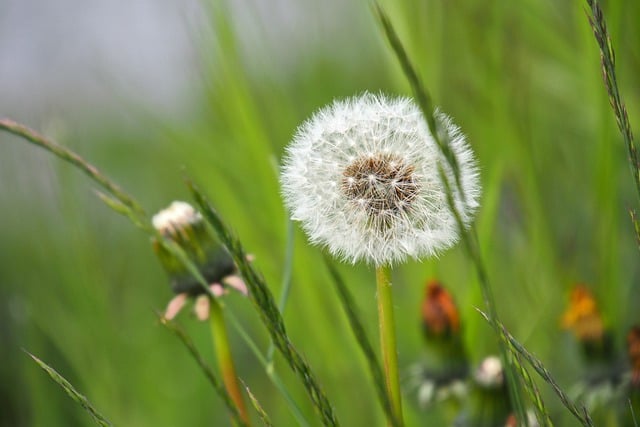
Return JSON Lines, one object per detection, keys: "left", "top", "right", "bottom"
{"left": 376, "top": 266, "right": 404, "bottom": 427}
{"left": 0, "top": 118, "right": 146, "bottom": 219}
{"left": 209, "top": 297, "right": 251, "bottom": 426}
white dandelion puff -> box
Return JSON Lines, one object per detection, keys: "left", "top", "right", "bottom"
{"left": 280, "top": 93, "right": 481, "bottom": 266}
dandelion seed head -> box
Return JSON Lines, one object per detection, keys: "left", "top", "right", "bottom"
{"left": 280, "top": 93, "right": 481, "bottom": 266}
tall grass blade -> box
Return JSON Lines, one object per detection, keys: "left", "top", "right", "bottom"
{"left": 324, "top": 259, "right": 399, "bottom": 427}
{"left": 157, "top": 314, "right": 248, "bottom": 426}
{"left": 224, "top": 310, "right": 311, "bottom": 427}
{"left": 373, "top": 3, "right": 529, "bottom": 424}
{"left": 583, "top": 0, "right": 640, "bottom": 245}
{"left": 25, "top": 351, "right": 113, "bottom": 427}
{"left": 476, "top": 309, "right": 595, "bottom": 427}
{"left": 266, "top": 218, "right": 295, "bottom": 364}
{"left": 0, "top": 118, "right": 145, "bottom": 218}
{"left": 511, "top": 348, "right": 554, "bottom": 427}
{"left": 188, "top": 179, "right": 340, "bottom": 427}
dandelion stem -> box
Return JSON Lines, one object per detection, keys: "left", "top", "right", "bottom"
{"left": 209, "top": 296, "right": 251, "bottom": 426}
{"left": 376, "top": 265, "right": 404, "bottom": 426}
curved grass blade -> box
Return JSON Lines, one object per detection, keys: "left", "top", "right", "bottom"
{"left": 324, "top": 259, "right": 399, "bottom": 427}
{"left": 476, "top": 309, "right": 594, "bottom": 427}
{"left": 224, "top": 309, "right": 311, "bottom": 427}
{"left": 188, "top": 179, "right": 340, "bottom": 427}
{"left": 25, "top": 351, "right": 112, "bottom": 427}
{"left": 0, "top": 118, "right": 145, "bottom": 218}
{"left": 583, "top": 0, "right": 640, "bottom": 248}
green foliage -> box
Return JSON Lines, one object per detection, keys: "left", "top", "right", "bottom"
{"left": 1, "top": 0, "right": 640, "bottom": 426}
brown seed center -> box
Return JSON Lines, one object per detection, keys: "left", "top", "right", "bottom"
{"left": 341, "top": 153, "right": 419, "bottom": 216}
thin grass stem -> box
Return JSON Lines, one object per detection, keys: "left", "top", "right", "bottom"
{"left": 0, "top": 118, "right": 145, "bottom": 218}
{"left": 583, "top": 0, "right": 640, "bottom": 246}
{"left": 266, "top": 218, "right": 295, "bottom": 364}
{"left": 476, "top": 309, "right": 594, "bottom": 427}
{"left": 224, "top": 309, "right": 312, "bottom": 427}
{"left": 25, "top": 351, "right": 113, "bottom": 427}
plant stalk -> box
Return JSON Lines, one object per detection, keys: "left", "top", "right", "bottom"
{"left": 376, "top": 265, "right": 404, "bottom": 426}
{"left": 209, "top": 296, "right": 251, "bottom": 426}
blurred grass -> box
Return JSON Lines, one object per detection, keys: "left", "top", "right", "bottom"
{"left": 1, "top": 0, "right": 639, "bottom": 426}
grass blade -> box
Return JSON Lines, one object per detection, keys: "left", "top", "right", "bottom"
{"left": 25, "top": 351, "right": 113, "bottom": 427}
{"left": 476, "top": 309, "right": 594, "bottom": 427}
{"left": 188, "top": 179, "right": 340, "bottom": 427}
{"left": 0, "top": 118, "right": 145, "bottom": 218}
{"left": 324, "top": 259, "right": 399, "bottom": 427}
{"left": 157, "top": 314, "right": 248, "bottom": 426}
{"left": 242, "top": 381, "right": 274, "bottom": 427}
{"left": 583, "top": 0, "right": 640, "bottom": 244}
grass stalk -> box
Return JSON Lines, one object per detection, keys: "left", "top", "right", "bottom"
{"left": 0, "top": 118, "right": 145, "bottom": 219}
{"left": 477, "top": 309, "right": 594, "bottom": 427}
{"left": 583, "top": 0, "right": 640, "bottom": 245}
{"left": 224, "top": 309, "right": 311, "bottom": 427}
{"left": 25, "top": 351, "right": 113, "bottom": 427}
{"left": 209, "top": 296, "right": 251, "bottom": 426}
{"left": 266, "top": 218, "right": 295, "bottom": 364}
{"left": 375, "top": 265, "right": 404, "bottom": 427}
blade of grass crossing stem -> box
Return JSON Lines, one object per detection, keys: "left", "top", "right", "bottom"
{"left": 224, "top": 308, "right": 311, "bottom": 427}
{"left": 266, "top": 218, "right": 295, "bottom": 364}
{"left": 372, "top": 3, "right": 529, "bottom": 424}
{"left": 584, "top": 0, "right": 640, "bottom": 245}
{"left": 438, "top": 166, "right": 529, "bottom": 425}
{"left": 371, "top": 4, "right": 462, "bottom": 196}
{"left": 25, "top": 351, "right": 113, "bottom": 427}
{"left": 476, "top": 309, "right": 595, "bottom": 427}
{"left": 242, "top": 381, "right": 274, "bottom": 427}
{"left": 511, "top": 349, "right": 554, "bottom": 427}
{"left": 324, "top": 259, "right": 400, "bottom": 427}
{"left": 157, "top": 315, "right": 247, "bottom": 426}
{"left": 188, "top": 179, "right": 339, "bottom": 427}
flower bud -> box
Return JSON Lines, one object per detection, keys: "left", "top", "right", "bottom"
{"left": 151, "top": 201, "right": 247, "bottom": 320}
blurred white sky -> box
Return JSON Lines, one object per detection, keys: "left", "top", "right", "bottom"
{"left": 0, "top": 0, "right": 361, "bottom": 121}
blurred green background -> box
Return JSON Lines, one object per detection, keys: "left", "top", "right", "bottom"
{"left": 1, "top": 0, "right": 639, "bottom": 425}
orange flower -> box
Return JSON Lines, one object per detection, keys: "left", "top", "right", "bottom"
{"left": 561, "top": 284, "right": 604, "bottom": 342}
{"left": 421, "top": 280, "right": 460, "bottom": 338}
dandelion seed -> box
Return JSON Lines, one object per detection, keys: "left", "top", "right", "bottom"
{"left": 280, "top": 93, "right": 480, "bottom": 266}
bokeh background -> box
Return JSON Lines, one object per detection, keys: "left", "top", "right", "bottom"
{"left": 1, "top": 0, "right": 639, "bottom": 425}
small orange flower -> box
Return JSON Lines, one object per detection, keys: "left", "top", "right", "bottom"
{"left": 421, "top": 280, "right": 460, "bottom": 338}
{"left": 627, "top": 326, "right": 640, "bottom": 386}
{"left": 561, "top": 284, "right": 604, "bottom": 343}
